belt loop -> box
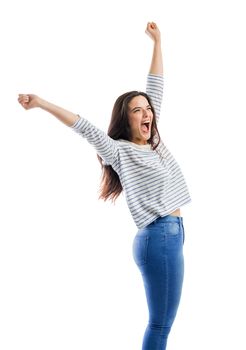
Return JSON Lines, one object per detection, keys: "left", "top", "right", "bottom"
{"left": 178, "top": 216, "right": 182, "bottom": 226}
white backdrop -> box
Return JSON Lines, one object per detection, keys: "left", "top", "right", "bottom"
{"left": 1, "top": 0, "right": 246, "bottom": 349}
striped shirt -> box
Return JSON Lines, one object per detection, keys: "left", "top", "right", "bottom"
{"left": 70, "top": 74, "right": 191, "bottom": 229}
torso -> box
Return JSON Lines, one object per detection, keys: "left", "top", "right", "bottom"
{"left": 170, "top": 208, "right": 181, "bottom": 217}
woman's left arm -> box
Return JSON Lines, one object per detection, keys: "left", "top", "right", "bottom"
{"left": 146, "top": 22, "right": 163, "bottom": 75}
{"left": 145, "top": 22, "right": 164, "bottom": 123}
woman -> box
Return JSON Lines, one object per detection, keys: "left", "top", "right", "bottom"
{"left": 18, "top": 22, "right": 191, "bottom": 350}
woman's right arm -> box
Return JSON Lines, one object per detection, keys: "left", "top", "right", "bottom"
{"left": 18, "top": 94, "right": 80, "bottom": 126}
{"left": 17, "top": 94, "right": 119, "bottom": 166}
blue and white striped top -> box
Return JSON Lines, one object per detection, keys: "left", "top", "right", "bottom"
{"left": 70, "top": 74, "right": 191, "bottom": 229}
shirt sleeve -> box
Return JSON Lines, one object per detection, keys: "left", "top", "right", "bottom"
{"left": 146, "top": 74, "right": 164, "bottom": 124}
{"left": 70, "top": 115, "right": 119, "bottom": 166}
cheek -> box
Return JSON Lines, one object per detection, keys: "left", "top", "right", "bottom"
{"left": 129, "top": 116, "right": 140, "bottom": 130}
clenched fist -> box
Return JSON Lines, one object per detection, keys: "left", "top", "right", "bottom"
{"left": 145, "top": 22, "right": 161, "bottom": 43}
{"left": 18, "top": 94, "right": 41, "bottom": 110}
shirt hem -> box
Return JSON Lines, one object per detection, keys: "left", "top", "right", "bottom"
{"left": 136, "top": 199, "right": 192, "bottom": 230}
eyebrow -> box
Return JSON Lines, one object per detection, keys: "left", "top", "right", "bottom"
{"left": 130, "top": 104, "right": 151, "bottom": 112}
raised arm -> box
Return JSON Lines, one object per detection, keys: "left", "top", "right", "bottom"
{"left": 146, "top": 22, "right": 163, "bottom": 75}
{"left": 17, "top": 94, "right": 119, "bottom": 166}
{"left": 145, "top": 22, "right": 164, "bottom": 123}
{"left": 18, "top": 94, "right": 80, "bottom": 126}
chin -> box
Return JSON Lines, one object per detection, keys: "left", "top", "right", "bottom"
{"left": 143, "top": 133, "right": 151, "bottom": 141}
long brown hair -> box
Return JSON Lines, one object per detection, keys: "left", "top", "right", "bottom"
{"left": 97, "top": 91, "right": 161, "bottom": 202}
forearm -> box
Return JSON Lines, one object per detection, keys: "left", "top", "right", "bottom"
{"left": 149, "top": 40, "right": 163, "bottom": 76}
{"left": 39, "top": 98, "right": 80, "bottom": 127}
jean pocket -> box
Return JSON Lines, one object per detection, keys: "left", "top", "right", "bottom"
{"left": 132, "top": 235, "right": 149, "bottom": 267}
{"left": 163, "top": 222, "right": 180, "bottom": 236}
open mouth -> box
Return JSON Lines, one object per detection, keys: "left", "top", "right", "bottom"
{"left": 141, "top": 122, "right": 151, "bottom": 133}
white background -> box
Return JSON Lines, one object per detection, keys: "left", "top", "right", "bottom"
{"left": 1, "top": 0, "right": 246, "bottom": 349}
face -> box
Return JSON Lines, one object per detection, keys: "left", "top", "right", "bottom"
{"left": 127, "top": 95, "right": 153, "bottom": 145}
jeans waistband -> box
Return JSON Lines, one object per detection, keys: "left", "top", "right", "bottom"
{"left": 150, "top": 215, "right": 183, "bottom": 226}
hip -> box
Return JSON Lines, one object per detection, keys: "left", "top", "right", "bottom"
{"left": 132, "top": 214, "right": 185, "bottom": 267}
{"left": 135, "top": 213, "right": 185, "bottom": 241}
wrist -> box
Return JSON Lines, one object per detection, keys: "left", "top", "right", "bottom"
{"left": 37, "top": 97, "right": 47, "bottom": 109}
{"left": 154, "top": 38, "right": 161, "bottom": 46}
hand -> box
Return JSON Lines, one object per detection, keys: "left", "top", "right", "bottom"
{"left": 145, "top": 22, "right": 161, "bottom": 43}
{"left": 18, "top": 94, "right": 42, "bottom": 110}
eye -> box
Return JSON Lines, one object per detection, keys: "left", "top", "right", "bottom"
{"left": 133, "top": 108, "right": 141, "bottom": 113}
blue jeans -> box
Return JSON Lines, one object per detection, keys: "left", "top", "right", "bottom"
{"left": 132, "top": 215, "right": 185, "bottom": 350}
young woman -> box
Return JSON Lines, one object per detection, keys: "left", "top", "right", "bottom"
{"left": 18, "top": 22, "right": 191, "bottom": 350}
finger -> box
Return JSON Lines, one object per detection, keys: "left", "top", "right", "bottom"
{"left": 18, "top": 95, "right": 29, "bottom": 103}
{"left": 18, "top": 97, "right": 25, "bottom": 103}
{"left": 18, "top": 94, "right": 29, "bottom": 98}
{"left": 145, "top": 29, "right": 152, "bottom": 37}
{"left": 18, "top": 96, "right": 28, "bottom": 106}
{"left": 22, "top": 102, "right": 29, "bottom": 109}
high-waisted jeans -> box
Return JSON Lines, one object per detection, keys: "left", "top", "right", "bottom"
{"left": 132, "top": 215, "right": 185, "bottom": 350}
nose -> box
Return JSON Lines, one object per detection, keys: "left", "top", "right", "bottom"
{"left": 143, "top": 108, "right": 148, "bottom": 116}
{"left": 143, "top": 108, "right": 151, "bottom": 118}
